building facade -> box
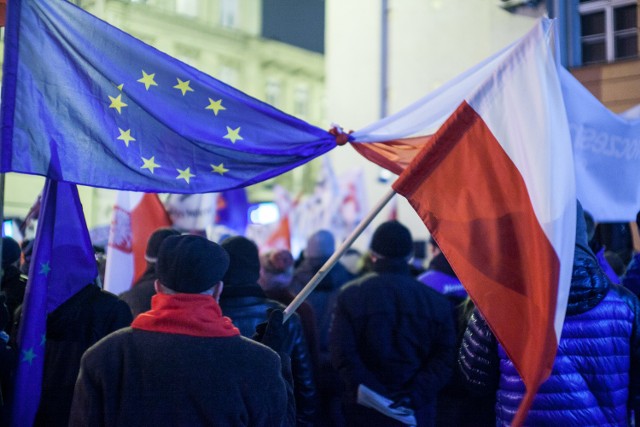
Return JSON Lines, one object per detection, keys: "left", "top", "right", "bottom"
{"left": 556, "top": 0, "right": 639, "bottom": 112}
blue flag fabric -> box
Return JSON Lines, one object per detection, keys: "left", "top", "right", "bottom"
{"left": 10, "top": 179, "right": 97, "bottom": 427}
{"left": 216, "top": 188, "right": 250, "bottom": 235}
{"left": 1, "top": 0, "right": 336, "bottom": 193}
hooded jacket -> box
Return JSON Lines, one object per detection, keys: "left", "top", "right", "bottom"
{"left": 458, "top": 204, "right": 640, "bottom": 426}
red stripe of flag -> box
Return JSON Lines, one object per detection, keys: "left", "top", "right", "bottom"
{"left": 393, "top": 100, "right": 560, "bottom": 425}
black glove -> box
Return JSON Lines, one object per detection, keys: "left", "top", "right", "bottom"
{"left": 252, "top": 308, "right": 287, "bottom": 354}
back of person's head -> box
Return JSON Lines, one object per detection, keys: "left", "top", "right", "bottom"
{"left": 156, "top": 235, "right": 229, "bottom": 294}
{"left": 146, "top": 227, "right": 181, "bottom": 263}
{"left": 370, "top": 220, "right": 413, "bottom": 259}
{"left": 221, "top": 236, "right": 260, "bottom": 287}
{"left": 604, "top": 250, "right": 626, "bottom": 277}
{"left": 636, "top": 210, "right": 640, "bottom": 231}
{"left": 261, "top": 249, "right": 294, "bottom": 275}
{"left": 2, "top": 236, "right": 22, "bottom": 269}
{"left": 305, "top": 230, "right": 335, "bottom": 259}
{"left": 259, "top": 249, "right": 294, "bottom": 289}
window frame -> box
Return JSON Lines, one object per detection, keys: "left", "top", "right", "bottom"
{"left": 578, "top": 0, "right": 638, "bottom": 63}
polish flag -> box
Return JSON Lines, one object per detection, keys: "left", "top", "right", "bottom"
{"left": 362, "top": 20, "right": 576, "bottom": 425}
{"left": 104, "top": 191, "right": 172, "bottom": 295}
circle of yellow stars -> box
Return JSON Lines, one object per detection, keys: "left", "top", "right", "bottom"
{"left": 105, "top": 69, "right": 248, "bottom": 185}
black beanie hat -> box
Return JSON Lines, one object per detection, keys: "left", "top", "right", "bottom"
{"left": 156, "top": 235, "right": 229, "bottom": 294}
{"left": 2, "top": 237, "right": 21, "bottom": 268}
{"left": 145, "top": 227, "right": 181, "bottom": 262}
{"left": 370, "top": 220, "right": 413, "bottom": 259}
{"left": 221, "top": 236, "right": 261, "bottom": 286}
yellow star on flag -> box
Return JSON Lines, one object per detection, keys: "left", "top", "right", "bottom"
{"left": 174, "top": 78, "right": 194, "bottom": 96}
{"left": 224, "top": 126, "right": 243, "bottom": 144}
{"left": 176, "top": 167, "right": 195, "bottom": 183}
{"left": 211, "top": 163, "right": 229, "bottom": 175}
{"left": 141, "top": 156, "right": 160, "bottom": 173}
{"left": 205, "top": 98, "right": 226, "bottom": 116}
{"left": 138, "top": 70, "right": 158, "bottom": 90}
{"left": 108, "top": 94, "right": 128, "bottom": 114}
{"left": 117, "top": 128, "right": 136, "bottom": 147}
{"left": 117, "top": 83, "right": 124, "bottom": 91}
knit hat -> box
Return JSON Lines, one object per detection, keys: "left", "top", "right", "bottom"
{"left": 305, "top": 230, "right": 335, "bottom": 259}
{"left": 370, "top": 220, "right": 413, "bottom": 259}
{"left": 156, "top": 235, "right": 229, "bottom": 294}
{"left": 221, "top": 236, "right": 261, "bottom": 286}
{"left": 145, "top": 227, "right": 181, "bottom": 263}
{"left": 2, "top": 237, "right": 21, "bottom": 268}
{"left": 261, "top": 249, "right": 294, "bottom": 274}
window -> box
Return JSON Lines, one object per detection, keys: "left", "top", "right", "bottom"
{"left": 579, "top": 0, "right": 637, "bottom": 64}
{"left": 220, "top": 0, "right": 238, "bottom": 28}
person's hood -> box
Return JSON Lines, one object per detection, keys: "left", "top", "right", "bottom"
{"left": 567, "top": 201, "right": 609, "bottom": 315}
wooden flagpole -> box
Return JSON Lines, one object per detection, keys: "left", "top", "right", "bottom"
{"left": 283, "top": 187, "right": 396, "bottom": 322}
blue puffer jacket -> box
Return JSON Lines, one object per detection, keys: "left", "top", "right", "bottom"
{"left": 459, "top": 255, "right": 640, "bottom": 426}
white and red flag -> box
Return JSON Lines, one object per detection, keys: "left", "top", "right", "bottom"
{"left": 104, "top": 191, "right": 172, "bottom": 295}
{"left": 355, "top": 19, "right": 576, "bottom": 425}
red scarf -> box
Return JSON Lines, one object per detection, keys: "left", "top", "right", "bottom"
{"left": 132, "top": 293, "right": 240, "bottom": 337}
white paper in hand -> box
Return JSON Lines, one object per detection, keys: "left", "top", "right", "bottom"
{"left": 356, "top": 384, "right": 417, "bottom": 426}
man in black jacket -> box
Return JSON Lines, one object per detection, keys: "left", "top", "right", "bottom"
{"left": 330, "top": 221, "right": 456, "bottom": 427}
{"left": 70, "top": 235, "right": 295, "bottom": 427}
{"left": 220, "top": 236, "right": 317, "bottom": 426}
{"left": 119, "top": 227, "right": 180, "bottom": 317}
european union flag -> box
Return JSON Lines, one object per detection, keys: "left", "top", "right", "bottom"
{"left": 1, "top": 0, "right": 336, "bottom": 193}
{"left": 10, "top": 179, "right": 97, "bottom": 427}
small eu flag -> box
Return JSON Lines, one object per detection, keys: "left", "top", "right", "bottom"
{"left": 10, "top": 179, "right": 98, "bottom": 427}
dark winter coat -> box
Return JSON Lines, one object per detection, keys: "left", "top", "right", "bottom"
{"left": 291, "top": 256, "right": 354, "bottom": 356}
{"left": 459, "top": 255, "right": 640, "bottom": 426}
{"left": 220, "top": 285, "right": 317, "bottom": 426}
{"left": 31, "top": 284, "right": 133, "bottom": 427}
{"left": 1, "top": 265, "right": 26, "bottom": 334}
{"left": 329, "top": 258, "right": 456, "bottom": 426}
{"left": 119, "top": 265, "right": 156, "bottom": 317}
{"left": 264, "top": 287, "right": 320, "bottom": 375}
{"left": 70, "top": 328, "right": 293, "bottom": 427}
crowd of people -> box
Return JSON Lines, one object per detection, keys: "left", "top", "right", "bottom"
{"left": 0, "top": 206, "right": 639, "bottom": 426}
